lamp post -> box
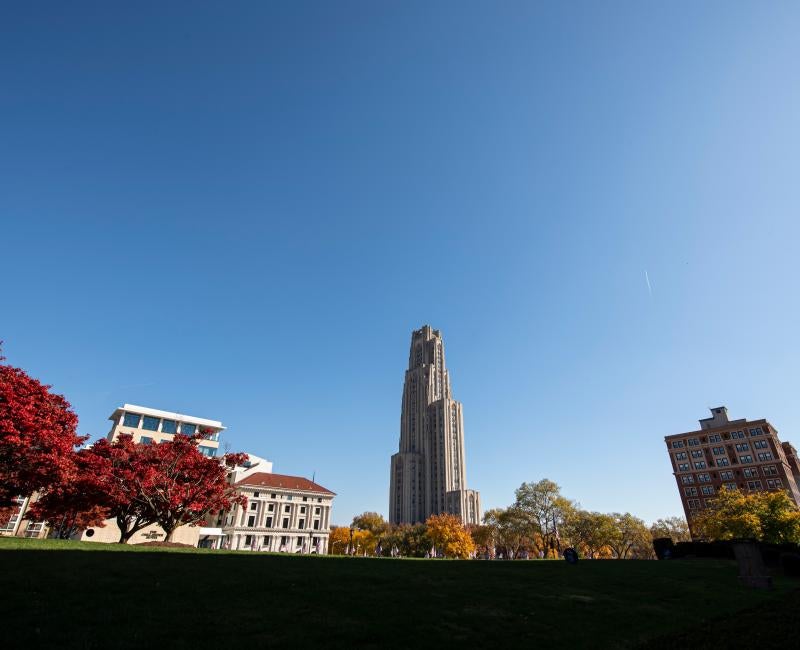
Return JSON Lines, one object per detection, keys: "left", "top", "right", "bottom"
{"left": 349, "top": 526, "right": 354, "bottom": 556}
{"left": 308, "top": 529, "right": 314, "bottom": 554}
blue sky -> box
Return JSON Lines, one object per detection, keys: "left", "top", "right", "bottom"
{"left": 2, "top": 2, "right": 799, "bottom": 526}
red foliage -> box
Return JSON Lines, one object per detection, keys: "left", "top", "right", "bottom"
{"left": 0, "top": 347, "right": 86, "bottom": 508}
{"left": 136, "top": 434, "right": 248, "bottom": 541}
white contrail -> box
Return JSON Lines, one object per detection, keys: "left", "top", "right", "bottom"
{"left": 645, "top": 270, "right": 653, "bottom": 298}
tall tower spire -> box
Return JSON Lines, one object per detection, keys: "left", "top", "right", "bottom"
{"left": 390, "top": 326, "right": 481, "bottom": 525}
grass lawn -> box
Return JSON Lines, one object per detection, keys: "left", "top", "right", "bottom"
{"left": 1, "top": 538, "right": 797, "bottom": 649}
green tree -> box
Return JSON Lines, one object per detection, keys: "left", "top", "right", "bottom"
{"left": 564, "top": 510, "right": 617, "bottom": 559}
{"left": 514, "top": 479, "right": 572, "bottom": 553}
{"left": 650, "top": 516, "right": 691, "bottom": 543}
{"left": 608, "top": 513, "right": 652, "bottom": 559}
{"left": 693, "top": 489, "right": 800, "bottom": 544}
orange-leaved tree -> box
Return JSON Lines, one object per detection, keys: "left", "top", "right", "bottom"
{"left": 425, "top": 513, "right": 475, "bottom": 558}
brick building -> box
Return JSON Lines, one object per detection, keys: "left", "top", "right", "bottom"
{"left": 665, "top": 406, "right": 800, "bottom": 533}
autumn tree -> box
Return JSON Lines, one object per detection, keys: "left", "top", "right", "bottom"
{"left": 650, "top": 516, "right": 691, "bottom": 543}
{"left": 693, "top": 489, "right": 800, "bottom": 544}
{"left": 425, "top": 513, "right": 475, "bottom": 558}
{"left": 0, "top": 346, "right": 86, "bottom": 509}
{"left": 83, "top": 435, "right": 159, "bottom": 543}
{"left": 328, "top": 526, "right": 352, "bottom": 555}
{"left": 137, "top": 433, "right": 248, "bottom": 542}
{"left": 351, "top": 511, "right": 389, "bottom": 536}
{"left": 25, "top": 447, "right": 110, "bottom": 538}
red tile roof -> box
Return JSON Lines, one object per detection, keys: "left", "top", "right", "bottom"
{"left": 235, "top": 472, "right": 335, "bottom": 495}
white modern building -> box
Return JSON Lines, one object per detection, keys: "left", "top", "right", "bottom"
{"left": 75, "top": 403, "right": 230, "bottom": 545}
{"left": 222, "top": 472, "right": 335, "bottom": 553}
{"left": 106, "top": 403, "right": 224, "bottom": 456}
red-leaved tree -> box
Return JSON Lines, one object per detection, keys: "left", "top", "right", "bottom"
{"left": 137, "top": 433, "right": 247, "bottom": 542}
{"left": 0, "top": 345, "right": 86, "bottom": 512}
{"left": 25, "top": 444, "right": 113, "bottom": 538}
{"left": 87, "top": 435, "right": 160, "bottom": 543}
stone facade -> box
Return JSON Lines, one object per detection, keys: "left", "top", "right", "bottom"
{"left": 390, "top": 325, "right": 481, "bottom": 525}
{"left": 222, "top": 472, "right": 335, "bottom": 553}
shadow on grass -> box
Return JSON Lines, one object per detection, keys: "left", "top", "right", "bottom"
{"left": 0, "top": 540, "right": 794, "bottom": 649}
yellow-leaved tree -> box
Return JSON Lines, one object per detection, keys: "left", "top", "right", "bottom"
{"left": 693, "top": 489, "right": 800, "bottom": 544}
{"left": 425, "top": 513, "right": 476, "bottom": 558}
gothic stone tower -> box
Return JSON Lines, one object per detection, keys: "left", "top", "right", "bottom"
{"left": 389, "top": 325, "right": 481, "bottom": 525}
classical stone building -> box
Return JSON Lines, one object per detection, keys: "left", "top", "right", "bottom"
{"left": 390, "top": 325, "right": 481, "bottom": 526}
{"left": 222, "top": 472, "right": 335, "bottom": 553}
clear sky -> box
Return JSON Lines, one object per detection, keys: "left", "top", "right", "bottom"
{"left": 2, "top": 2, "right": 799, "bottom": 526}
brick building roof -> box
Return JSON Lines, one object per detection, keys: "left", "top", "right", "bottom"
{"left": 235, "top": 472, "right": 335, "bottom": 495}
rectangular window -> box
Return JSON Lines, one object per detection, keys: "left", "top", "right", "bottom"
{"left": 140, "top": 436, "right": 153, "bottom": 445}
{"left": 708, "top": 434, "right": 722, "bottom": 443}
{"left": 284, "top": 505, "right": 290, "bottom": 513}
{"left": 287, "top": 495, "right": 293, "bottom": 501}
{"left": 735, "top": 443, "right": 749, "bottom": 452}
{"left": 743, "top": 468, "right": 758, "bottom": 478}
{"left": 298, "top": 520, "right": 305, "bottom": 530}
{"left": 684, "top": 487, "right": 698, "bottom": 496}
{"left": 248, "top": 515, "right": 255, "bottom": 527}
{"left": 268, "top": 503, "right": 274, "bottom": 512}
{"left": 313, "top": 520, "right": 320, "bottom": 530}
{"left": 688, "top": 438, "right": 700, "bottom": 447}
{"left": 763, "top": 465, "right": 778, "bottom": 476}
{"left": 161, "top": 419, "right": 177, "bottom": 434}
{"left": 300, "top": 506, "right": 306, "bottom": 514}
{"left": 314, "top": 507, "right": 320, "bottom": 515}
{"left": 123, "top": 412, "right": 141, "bottom": 428}
{"left": 681, "top": 475, "right": 695, "bottom": 484}
{"left": 697, "top": 473, "right": 711, "bottom": 483}
{"left": 747, "top": 480, "right": 763, "bottom": 490}
{"left": 674, "top": 452, "right": 687, "bottom": 461}
{"left": 245, "top": 535, "right": 252, "bottom": 546}
{"left": 719, "top": 470, "right": 733, "bottom": 480}
{"left": 732, "top": 430, "right": 745, "bottom": 439}
{"left": 250, "top": 502, "right": 257, "bottom": 510}
{"left": 181, "top": 423, "right": 197, "bottom": 435}
{"left": 694, "top": 461, "right": 707, "bottom": 469}
{"left": 671, "top": 440, "right": 685, "bottom": 448}
{"left": 282, "top": 518, "right": 289, "bottom": 528}
{"left": 749, "top": 427, "right": 763, "bottom": 437}
{"left": 687, "top": 499, "right": 701, "bottom": 509}
{"left": 690, "top": 450, "right": 703, "bottom": 459}
{"left": 678, "top": 463, "right": 690, "bottom": 472}
{"left": 266, "top": 517, "right": 273, "bottom": 527}
{"left": 701, "top": 485, "right": 714, "bottom": 495}
{"left": 767, "top": 479, "right": 783, "bottom": 489}
{"left": 724, "top": 482, "right": 737, "bottom": 491}
{"left": 142, "top": 416, "right": 160, "bottom": 431}
{"left": 198, "top": 445, "right": 216, "bottom": 457}
{"left": 716, "top": 458, "right": 730, "bottom": 467}
{"left": 712, "top": 447, "right": 725, "bottom": 456}
{"left": 757, "top": 452, "right": 773, "bottom": 462}
{"left": 739, "top": 455, "right": 753, "bottom": 464}
{"left": 271, "top": 493, "right": 277, "bottom": 499}
{"left": 302, "top": 496, "right": 308, "bottom": 502}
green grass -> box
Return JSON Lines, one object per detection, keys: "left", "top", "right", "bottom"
{"left": 1, "top": 537, "right": 796, "bottom": 649}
